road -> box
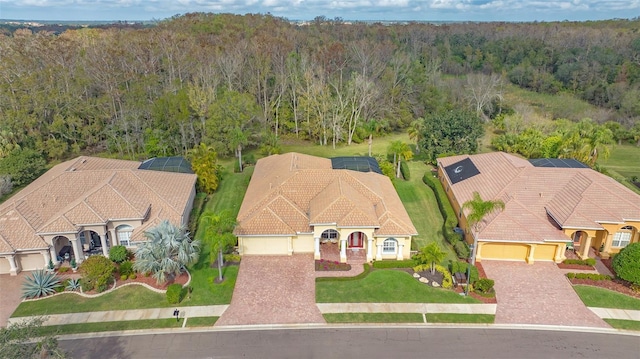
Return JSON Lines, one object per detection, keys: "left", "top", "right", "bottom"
{"left": 59, "top": 326, "right": 640, "bottom": 359}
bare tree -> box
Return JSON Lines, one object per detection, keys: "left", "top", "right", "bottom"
{"left": 465, "top": 73, "right": 503, "bottom": 122}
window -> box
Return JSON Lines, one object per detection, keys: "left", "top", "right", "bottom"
{"left": 321, "top": 229, "right": 339, "bottom": 240}
{"left": 613, "top": 226, "right": 633, "bottom": 248}
{"left": 116, "top": 225, "right": 134, "bottom": 246}
{"left": 382, "top": 238, "right": 397, "bottom": 254}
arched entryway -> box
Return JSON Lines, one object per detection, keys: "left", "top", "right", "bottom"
{"left": 347, "top": 231, "right": 366, "bottom": 249}
{"left": 570, "top": 231, "right": 587, "bottom": 251}
{"left": 52, "top": 235, "right": 71, "bottom": 262}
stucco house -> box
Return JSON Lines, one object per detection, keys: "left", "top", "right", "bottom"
{"left": 437, "top": 152, "right": 640, "bottom": 263}
{"left": 0, "top": 156, "right": 197, "bottom": 275}
{"left": 234, "top": 153, "right": 417, "bottom": 263}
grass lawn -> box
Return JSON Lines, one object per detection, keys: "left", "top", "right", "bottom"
{"left": 425, "top": 313, "right": 494, "bottom": 324}
{"left": 573, "top": 285, "right": 640, "bottom": 310}
{"left": 323, "top": 313, "right": 424, "bottom": 323}
{"left": 598, "top": 144, "right": 640, "bottom": 180}
{"left": 316, "top": 270, "right": 479, "bottom": 304}
{"left": 603, "top": 319, "right": 640, "bottom": 331}
{"left": 187, "top": 316, "right": 219, "bottom": 327}
{"left": 504, "top": 84, "right": 600, "bottom": 122}
{"left": 280, "top": 132, "right": 413, "bottom": 158}
{"left": 36, "top": 319, "right": 184, "bottom": 336}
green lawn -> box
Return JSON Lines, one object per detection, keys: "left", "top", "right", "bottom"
{"left": 324, "top": 313, "right": 424, "bottom": 323}
{"left": 280, "top": 132, "right": 413, "bottom": 158}
{"left": 186, "top": 316, "right": 219, "bottom": 327}
{"left": 504, "top": 84, "right": 600, "bottom": 122}
{"left": 316, "top": 269, "right": 479, "bottom": 303}
{"left": 598, "top": 144, "right": 640, "bottom": 180}
{"left": 573, "top": 285, "right": 640, "bottom": 310}
{"left": 603, "top": 319, "right": 640, "bottom": 331}
{"left": 35, "top": 319, "right": 185, "bottom": 336}
{"left": 425, "top": 313, "right": 494, "bottom": 323}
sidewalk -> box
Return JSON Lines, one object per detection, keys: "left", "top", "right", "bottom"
{"left": 9, "top": 303, "right": 495, "bottom": 327}
{"left": 588, "top": 307, "right": 640, "bottom": 321}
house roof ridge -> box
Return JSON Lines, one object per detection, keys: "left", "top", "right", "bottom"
{"left": 128, "top": 170, "right": 183, "bottom": 216}
{"left": 106, "top": 173, "right": 148, "bottom": 218}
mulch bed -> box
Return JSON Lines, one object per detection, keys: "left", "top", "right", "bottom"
{"left": 570, "top": 278, "right": 640, "bottom": 299}
{"left": 601, "top": 258, "right": 615, "bottom": 273}
{"left": 453, "top": 285, "right": 497, "bottom": 303}
{"left": 115, "top": 271, "right": 189, "bottom": 291}
{"left": 557, "top": 263, "right": 595, "bottom": 270}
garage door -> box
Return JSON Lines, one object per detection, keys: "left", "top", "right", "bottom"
{"left": 18, "top": 253, "right": 44, "bottom": 271}
{"left": 534, "top": 244, "right": 558, "bottom": 261}
{"left": 0, "top": 257, "right": 11, "bottom": 274}
{"left": 481, "top": 243, "right": 529, "bottom": 261}
{"left": 241, "top": 237, "right": 289, "bottom": 255}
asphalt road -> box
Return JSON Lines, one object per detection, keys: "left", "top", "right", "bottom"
{"left": 59, "top": 326, "right": 640, "bottom": 359}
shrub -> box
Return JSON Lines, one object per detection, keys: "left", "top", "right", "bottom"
{"left": 435, "top": 264, "right": 453, "bottom": 289}
{"left": 567, "top": 272, "right": 612, "bottom": 280}
{"left": 21, "top": 270, "right": 61, "bottom": 299}
{"left": 66, "top": 278, "right": 81, "bottom": 291}
{"left": 109, "top": 245, "right": 128, "bottom": 263}
{"left": 315, "top": 259, "right": 351, "bottom": 271}
{"left": 70, "top": 258, "right": 77, "bottom": 269}
{"left": 453, "top": 241, "right": 470, "bottom": 259}
{"left": 58, "top": 266, "right": 70, "bottom": 273}
{"left": 566, "top": 273, "right": 576, "bottom": 279}
{"left": 244, "top": 154, "right": 256, "bottom": 166}
{"left": 129, "top": 274, "right": 137, "bottom": 280}
{"left": 119, "top": 260, "right": 134, "bottom": 277}
{"left": 372, "top": 259, "right": 416, "bottom": 269}
{"left": 120, "top": 274, "right": 128, "bottom": 281}
{"left": 79, "top": 255, "right": 115, "bottom": 293}
{"left": 166, "top": 283, "right": 184, "bottom": 304}
{"left": 474, "top": 278, "right": 495, "bottom": 293}
{"left": 422, "top": 173, "right": 460, "bottom": 246}
{"left": 223, "top": 254, "right": 241, "bottom": 263}
{"left": 613, "top": 243, "right": 640, "bottom": 285}
{"left": 449, "top": 261, "right": 479, "bottom": 284}
{"left": 399, "top": 160, "right": 410, "bottom": 180}
{"left": 585, "top": 258, "right": 596, "bottom": 266}
{"left": 562, "top": 258, "right": 596, "bottom": 266}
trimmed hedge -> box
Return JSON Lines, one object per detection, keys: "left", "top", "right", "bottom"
{"left": 166, "top": 283, "right": 184, "bottom": 304}
{"left": 562, "top": 258, "right": 596, "bottom": 266}
{"left": 474, "top": 278, "right": 495, "bottom": 293}
{"left": 109, "top": 245, "right": 128, "bottom": 263}
{"left": 450, "top": 261, "right": 479, "bottom": 284}
{"left": 372, "top": 259, "right": 416, "bottom": 269}
{"left": 454, "top": 241, "right": 470, "bottom": 259}
{"left": 566, "top": 273, "right": 612, "bottom": 280}
{"left": 400, "top": 161, "right": 410, "bottom": 180}
{"left": 422, "top": 173, "right": 462, "bottom": 250}
{"left": 315, "top": 264, "right": 371, "bottom": 282}
{"left": 613, "top": 243, "right": 640, "bottom": 285}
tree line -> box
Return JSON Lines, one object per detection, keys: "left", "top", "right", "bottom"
{"left": 0, "top": 14, "right": 639, "bottom": 186}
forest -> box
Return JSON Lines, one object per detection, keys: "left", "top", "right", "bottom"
{"left": 0, "top": 13, "right": 639, "bottom": 191}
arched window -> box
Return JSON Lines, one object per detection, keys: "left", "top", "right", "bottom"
{"left": 382, "top": 238, "right": 397, "bottom": 254}
{"left": 116, "top": 225, "right": 134, "bottom": 247}
{"left": 321, "top": 229, "right": 339, "bottom": 243}
{"left": 613, "top": 226, "right": 634, "bottom": 248}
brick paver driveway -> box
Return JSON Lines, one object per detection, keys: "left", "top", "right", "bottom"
{"left": 482, "top": 261, "right": 609, "bottom": 328}
{"left": 216, "top": 254, "right": 325, "bottom": 326}
{"left": 0, "top": 273, "right": 25, "bottom": 327}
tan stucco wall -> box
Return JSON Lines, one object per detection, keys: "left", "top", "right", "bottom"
{"left": 18, "top": 252, "right": 45, "bottom": 271}
{"left": 238, "top": 236, "right": 291, "bottom": 255}
{"left": 181, "top": 186, "right": 197, "bottom": 227}
{"left": 0, "top": 256, "right": 11, "bottom": 274}
{"left": 372, "top": 236, "right": 411, "bottom": 259}
{"left": 293, "top": 234, "right": 314, "bottom": 253}
{"left": 565, "top": 221, "right": 640, "bottom": 258}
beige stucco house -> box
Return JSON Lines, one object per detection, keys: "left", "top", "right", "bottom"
{"left": 0, "top": 156, "right": 197, "bottom": 275}
{"left": 234, "top": 153, "right": 418, "bottom": 263}
{"left": 437, "top": 152, "right": 640, "bottom": 263}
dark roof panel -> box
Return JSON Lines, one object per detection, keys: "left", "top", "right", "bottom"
{"left": 444, "top": 157, "right": 480, "bottom": 185}
{"left": 529, "top": 158, "right": 589, "bottom": 169}
{"left": 331, "top": 157, "right": 382, "bottom": 174}
{"left": 138, "top": 157, "right": 194, "bottom": 174}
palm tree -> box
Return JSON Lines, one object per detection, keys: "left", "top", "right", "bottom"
{"left": 414, "top": 242, "right": 447, "bottom": 275}
{"left": 407, "top": 119, "right": 424, "bottom": 154}
{"left": 387, "top": 140, "right": 413, "bottom": 178}
{"left": 201, "top": 211, "right": 236, "bottom": 282}
{"left": 230, "top": 127, "right": 248, "bottom": 172}
{"left": 462, "top": 192, "right": 505, "bottom": 264}
{"left": 133, "top": 220, "right": 200, "bottom": 284}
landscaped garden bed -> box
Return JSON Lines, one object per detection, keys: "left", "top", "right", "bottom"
{"left": 557, "top": 258, "right": 596, "bottom": 270}
{"left": 568, "top": 276, "right": 640, "bottom": 299}
{"left": 315, "top": 259, "right": 351, "bottom": 271}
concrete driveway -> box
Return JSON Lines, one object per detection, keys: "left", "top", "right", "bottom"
{"left": 481, "top": 261, "right": 609, "bottom": 328}
{"left": 0, "top": 273, "right": 25, "bottom": 327}
{"left": 216, "top": 254, "right": 325, "bottom": 326}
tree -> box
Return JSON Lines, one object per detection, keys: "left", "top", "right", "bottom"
{"left": 0, "top": 317, "right": 67, "bottom": 358}
{"left": 414, "top": 242, "right": 447, "bottom": 275}
{"left": 133, "top": 220, "right": 200, "bottom": 285}
{"left": 0, "top": 149, "right": 46, "bottom": 187}
{"left": 230, "top": 127, "right": 248, "bottom": 172}
{"left": 187, "top": 143, "right": 223, "bottom": 194}
{"left": 465, "top": 73, "right": 504, "bottom": 122}
{"left": 200, "top": 211, "right": 237, "bottom": 282}
{"left": 462, "top": 192, "right": 506, "bottom": 264}
{"left": 78, "top": 255, "right": 115, "bottom": 293}
{"left": 612, "top": 242, "right": 640, "bottom": 285}
{"left": 407, "top": 120, "right": 424, "bottom": 154}
{"left": 387, "top": 140, "right": 413, "bottom": 178}
{"left": 420, "top": 110, "right": 484, "bottom": 162}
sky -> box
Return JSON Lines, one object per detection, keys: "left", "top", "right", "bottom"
{"left": 0, "top": 0, "right": 639, "bottom": 23}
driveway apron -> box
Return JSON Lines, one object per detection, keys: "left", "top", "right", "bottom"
{"left": 0, "top": 273, "right": 25, "bottom": 327}
{"left": 216, "top": 254, "right": 325, "bottom": 326}
{"left": 482, "top": 261, "right": 609, "bottom": 327}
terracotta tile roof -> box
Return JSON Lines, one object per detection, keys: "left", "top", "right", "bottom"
{"left": 235, "top": 153, "right": 417, "bottom": 237}
{"left": 0, "top": 156, "right": 196, "bottom": 252}
{"left": 438, "top": 152, "right": 640, "bottom": 243}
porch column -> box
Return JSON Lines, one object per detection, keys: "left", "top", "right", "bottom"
{"left": 366, "top": 237, "right": 373, "bottom": 261}
{"left": 554, "top": 243, "right": 564, "bottom": 263}
{"left": 70, "top": 238, "right": 84, "bottom": 264}
{"left": 375, "top": 243, "right": 383, "bottom": 261}
{"left": 601, "top": 233, "right": 613, "bottom": 259}
{"left": 41, "top": 250, "right": 51, "bottom": 269}
{"left": 49, "top": 246, "right": 60, "bottom": 265}
{"left": 100, "top": 233, "right": 109, "bottom": 257}
{"left": 108, "top": 228, "right": 117, "bottom": 247}
{"left": 314, "top": 236, "right": 320, "bottom": 260}
{"left": 7, "top": 254, "right": 18, "bottom": 275}
{"left": 580, "top": 236, "right": 592, "bottom": 259}
{"left": 397, "top": 242, "right": 404, "bottom": 260}
{"left": 340, "top": 238, "right": 347, "bottom": 263}
{"left": 527, "top": 244, "right": 536, "bottom": 264}
{"left": 288, "top": 237, "right": 293, "bottom": 255}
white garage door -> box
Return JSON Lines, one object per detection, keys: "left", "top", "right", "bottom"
{"left": 241, "top": 237, "right": 290, "bottom": 255}
{"left": 18, "top": 253, "right": 45, "bottom": 271}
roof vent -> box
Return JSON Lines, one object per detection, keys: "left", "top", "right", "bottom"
{"left": 69, "top": 168, "right": 76, "bottom": 172}
{"left": 81, "top": 159, "right": 87, "bottom": 164}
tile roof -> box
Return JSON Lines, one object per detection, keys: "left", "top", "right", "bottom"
{"left": 438, "top": 152, "right": 640, "bottom": 243}
{"left": 0, "top": 156, "right": 197, "bottom": 253}
{"left": 235, "top": 152, "right": 417, "bottom": 237}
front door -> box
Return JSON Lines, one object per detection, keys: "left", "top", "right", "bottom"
{"left": 348, "top": 232, "right": 364, "bottom": 248}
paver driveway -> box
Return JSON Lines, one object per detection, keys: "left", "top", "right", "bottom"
{"left": 0, "top": 273, "right": 25, "bottom": 327}
{"left": 215, "top": 254, "right": 325, "bottom": 326}
{"left": 482, "top": 261, "right": 609, "bottom": 327}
